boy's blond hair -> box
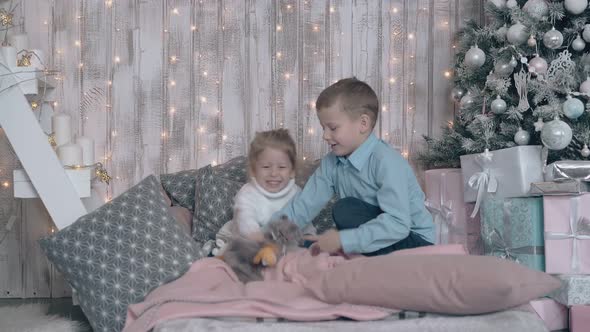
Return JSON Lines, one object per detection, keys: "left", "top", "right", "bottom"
{"left": 315, "top": 77, "right": 379, "bottom": 128}
{"left": 248, "top": 129, "right": 297, "bottom": 172}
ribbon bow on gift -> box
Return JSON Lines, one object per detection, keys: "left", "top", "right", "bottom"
{"left": 486, "top": 228, "right": 544, "bottom": 264}
{"left": 468, "top": 150, "right": 498, "bottom": 218}
{"left": 544, "top": 197, "right": 590, "bottom": 273}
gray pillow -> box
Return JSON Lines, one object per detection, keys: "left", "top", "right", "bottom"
{"left": 160, "top": 168, "right": 207, "bottom": 212}
{"left": 212, "top": 155, "right": 248, "bottom": 183}
{"left": 39, "top": 175, "right": 202, "bottom": 332}
{"left": 192, "top": 166, "right": 244, "bottom": 242}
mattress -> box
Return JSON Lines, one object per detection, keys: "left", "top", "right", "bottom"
{"left": 153, "top": 309, "right": 548, "bottom": 332}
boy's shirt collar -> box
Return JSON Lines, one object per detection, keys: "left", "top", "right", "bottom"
{"left": 336, "top": 133, "right": 377, "bottom": 171}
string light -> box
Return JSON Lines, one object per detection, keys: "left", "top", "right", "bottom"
{"left": 2, "top": 181, "right": 9, "bottom": 188}
{"left": 211, "top": 161, "right": 218, "bottom": 166}
{"left": 79, "top": 62, "right": 84, "bottom": 68}
{"left": 169, "top": 56, "right": 178, "bottom": 63}
{"left": 313, "top": 25, "right": 319, "bottom": 32}
{"left": 392, "top": 7, "right": 399, "bottom": 13}
{"left": 191, "top": 25, "right": 197, "bottom": 31}
{"left": 74, "top": 40, "right": 81, "bottom": 47}
{"left": 284, "top": 72, "right": 291, "bottom": 79}
{"left": 286, "top": 4, "right": 292, "bottom": 10}
{"left": 444, "top": 70, "right": 452, "bottom": 78}
{"left": 200, "top": 96, "right": 207, "bottom": 103}
{"left": 169, "top": 107, "right": 176, "bottom": 114}
{"left": 408, "top": 33, "right": 414, "bottom": 39}
{"left": 114, "top": 56, "right": 120, "bottom": 63}
{"left": 389, "top": 77, "right": 396, "bottom": 84}
{"left": 202, "top": 71, "right": 208, "bottom": 77}
{"left": 161, "top": 132, "right": 167, "bottom": 138}
{"left": 222, "top": 135, "right": 227, "bottom": 141}
{"left": 276, "top": 52, "right": 282, "bottom": 58}
{"left": 276, "top": 25, "right": 282, "bottom": 31}
{"left": 172, "top": 8, "right": 179, "bottom": 15}
{"left": 329, "top": 6, "right": 335, "bottom": 13}
{"left": 105, "top": 0, "right": 113, "bottom": 8}
{"left": 169, "top": 80, "right": 176, "bottom": 86}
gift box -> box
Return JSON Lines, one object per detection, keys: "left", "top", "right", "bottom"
{"left": 460, "top": 146, "right": 544, "bottom": 209}
{"left": 530, "top": 180, "right": 590, "bottom": 196}
{"left": 424, "top": 169, "right": 483, "bottom": 255}
{"left": 481, "top": 196, "right": 545, "bottom": 271}
{"left": 545, "top": 160, "right": 590, "bottom": 182}
{"left": 530, "top": 298, "right": 568, "bottom": 331}
{"left": 550, "top": 275, "right": 590, "bottom": 306}
{"left": 570, "top": 305, "right": 590, "bottom": 332}
{"left": 543, "top": 194, "right": 590, "bottom": 275}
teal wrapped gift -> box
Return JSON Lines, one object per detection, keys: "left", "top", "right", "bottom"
{"left": 481, "top": 196, "right": 545, "bottom": 271}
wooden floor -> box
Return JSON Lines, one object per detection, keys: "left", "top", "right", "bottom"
{"left": 0, "top": 297, "right": 92, "bottom": 331}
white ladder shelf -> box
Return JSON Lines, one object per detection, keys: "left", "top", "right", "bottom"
{"left": 0, "top": 66, "right": 87, "bottom": 230}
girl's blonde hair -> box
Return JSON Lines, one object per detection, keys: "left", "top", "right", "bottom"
{"left": 248, "top": 129, "right": 297, "bottom": 172}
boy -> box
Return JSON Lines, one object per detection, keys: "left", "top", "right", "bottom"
{"left": 273, "top": 77, "right": 434, "bottom": 256}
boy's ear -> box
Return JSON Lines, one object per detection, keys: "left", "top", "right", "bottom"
{"left": 359, "top": 114, "right": 371, "bottom": 133}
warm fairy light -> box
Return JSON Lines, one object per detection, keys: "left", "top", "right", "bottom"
{"left": 310, "top": 101, "right": 316, "bottom": 108}
{"left": 444, "top": 70, "right": 452, "bottom": 78}
{"left": 382, "top": 106, "right": 387, "bottom": 112}
{"left": 401, "top": 150, "right": 409, "bottom": 158}
{"left": 31, "top": 101, "right": 38, "bottom": 109}
{"left": 74, "top": 40, "right": 81, "bottom": 47}
{"left": 114, "top": 56, "right": 120, "bottom": 63}
{"left": 211, "top": 161, "right": 218, "bottom": 166}
{"left": 276, "top": 52, "right": 282, "bottom": 58}
{"left": 389, "top": 77, "right": 396, "bottom": 84}
{"left": 111, "top": 130, "right": 117, "bottom": 137}
{"left": 161, "top": 132, "right": 167, "bottom": 138}
{"left": 202, "top": 71, "right": 208, "bottom": 77}
{"left": 79, "top": 62, "right": 84, "bottom": 68}
{"left": 313, "top": 25, "right": 319, "bottom": 32}
{"left": 2, "top": 181, "right": 9, "bottom": 188}
{"left": 169, "top": 56, "right": 177, "bottom": 63}
{"left": 409, "top": 81, "right": 415, "bottom": 86}
{"left": 392, "top": 7, "right": 399, "bottom": 13}
{"left": 108, "top": 80, "right": 112, "bottom": 86}
{"left": 286, "top": 4, "right": 292, "bottom": 9}
{"left": 447, "top": 120, "right": 454, "bottom": 128}
{"left": 169, "top": 107, "right": 176, "bottom": 114}
{"left": 330, "top": 6, "right": 335, "bottom": 13}
{"left": 200, "top": 96, "right": 207, "bottom": 103}
{"left": 276, "top": 25, "right": 282, "bottom": 31}
{"left": 198, "top": 127, "right": 205, "bottom": 133}
{"left": 43, "top": 20, "right": 48, "bottom": 25}
{"left": 284, "top": 72, "right": 291, "bottom": 79}
{"left": 170, "top": 80, "right": 176, "bottom": 86}
{"left": 172, "top": 8, "right": 179, "bottom": 15}
{"left": 53, "top": 101, "right": 58, "bottom": 107}
{"left": 222, "top": 135, "right": 227, "bottom": 140}
{"left": 105, "top": 0, "right": 112, "bottom": 8}
{"left": 191, "top": 25, "right": 197, "bottom": 31}
{"left": 308, "top": 128, "right": 314, "bottom": 135}
{"left": 408, "top": 33, "right": 414, "bottom": 39}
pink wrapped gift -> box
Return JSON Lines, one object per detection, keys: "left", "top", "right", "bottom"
{"left": 425, "top": 169, "right": 483, "bottom": 255}
{"left": 570, "top": 305, "right": 590, "bottom": 332}
{"left": 543, "top": 194, "right": 590, "bottom": 274}
{"left": 530, "top": 298, "right": 568, "bottom": 331}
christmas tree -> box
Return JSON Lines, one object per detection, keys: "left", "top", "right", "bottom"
{"left": 419, "top": 0, "right": 590, "bottom": 169}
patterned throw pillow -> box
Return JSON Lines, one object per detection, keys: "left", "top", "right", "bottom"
{"left": 39, "top": 175, "right": 202, "bottom": 332}
{"left": 160, "top": 168, "right": 207, "bottom": 212}
{"left": 212, "top": 155, "right": 248, "bottom": 183}
{"left": 192, "top": 166, "right": 244, "bottom": 242}
{"left": 296, "top": 159, "right": 337, "bottom": 233}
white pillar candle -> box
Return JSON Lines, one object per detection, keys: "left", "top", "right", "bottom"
{"left": 76, "top": 136, "right": 95, "bottom": 166}
{"left": 57, "top": 142, "right": 82, "bottom": 166}
{"left": 9, "top": 33, "right": 28, "bottom": 52}
{"left": 0, "top": 46, "right": 17, "bottom": 67}
{"left": 28, "top": 49, "right": 45, "bottom": 69}
{"left": 51, "top": 113, "right": 71, "bottom": 146}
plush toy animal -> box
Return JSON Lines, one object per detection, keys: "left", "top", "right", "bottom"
{"left": 219, "top": 217, "right": 303, "bottom": 283}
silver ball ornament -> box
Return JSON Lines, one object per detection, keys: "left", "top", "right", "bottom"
{"left": 572, "top": 34, "right": 586, "bottom": 51}
{"left": 507, "top": 23, "right": 529, "bottom": 45}
{"left": 563, "top": 96, "right": 585, "bottom": 120}
{"left": 583, "top": 25, "right": 590, "bottom": 42}
{"left": 490, "top": 0, "right": 507, "bottom": 8}
{"left": 527, "top": 35, "right": 537, "bottom": 47}
{"left": 564, "top": 0, "right": 588, "bottom": 15}
{"left": 464, "top": 45, "right": 486, "bottom": 68}
{"left": 460, "top": 93, "right": 475, "bottom": 110}
{"left": 541, "top": 117, "right": 573, "bottom": 150}
{"left": 528, "top": 55, "right": 548, "bottom": 76}
{"left": 580, "top": 77, "right": 590, "bottom": 94}
{"left": 490, "top": 95, "right": 508, "bottom": 114}
{"left": 581, "top": 144, "right": 590, "bottom": 157}
{"left": 497, "top": 25, "right": 509, "bottom": 42}
{"left": 509, "top": 56, "right": 518, "bottom": 67}
{"left": 523, "top": 0, "right": 550, "bottom": 20}
{"left": 514, "top": 128, "right": 531, "bottom": 145}
{"left": 451, "top": 87, "right": 466, "bottom": 102}
{"left": 506, "top": 0, "right": 518, "bottom": 8}
{"left": 494, "top": 61, "right": 514, "bottom": 77}
{"left": 543, "top": 27, "right": 564, "bottom": 49}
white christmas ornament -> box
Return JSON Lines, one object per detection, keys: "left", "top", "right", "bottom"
{"left": 534, "top": 118, "right": 545, "bottom": 131}
{"left": 507, "top": 23, "right": 529, "bottom": 45}
{"left": 495, "top": 61, "right": 514, "bottom": 77}
{"left": 580, "top": 77, "right": 590, "bottom": 94}
{"left": 514, "top": 127, "right": 531, "bottom": 145}
{"left": 543, "top": 27, "right": 564, "bottom": 49}
{"left": 451, "top": 87, "right": 466, "bottom": 102}
{"left": 564, "top": 0, "right": 588, "bottom": 15}
{"left": 581, "top": 144, "right": 590, "bottom": 157}
{"left": 507, "top": 0, "right": 518, "bottom": 8}
{"left": 464, "top": 45, "right": 486, "bottom": 68}
{"left": 572, "top": 34, "right": 586, "bottom": 51}
{"left": 509, "top": 56, "right": 518, "bottom": 67}
{"left": 527, "top": 35, "right": 537, "bottom": 47}
{"left": 528, "top": 55, "right": 548, "bottom": 76}
{"left": 541, "top": 117, "right": 573, "bottom": 150}
{"left": 490, "top": 95, "right": 508, "bottom": 114}
{"left": 523, "top": 0, "right": 549, "bottom": 20}
{"left": 489, "top": 0, "right": 507, "bottom": 8}
{"left": 460, "top": 93, "right": 475, "bottom": 110}
{"left": 497, "top": 25, "right": 509, "bottom": 41}
{"left": 583, "top": 25, "right": 590, "bottom": 42}
{"left": 563, "top": 96, "right": 585, "bottom": 119}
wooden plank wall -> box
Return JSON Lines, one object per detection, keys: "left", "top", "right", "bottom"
{"left": 0, "top": 0, "right": 484, "bottom": 297}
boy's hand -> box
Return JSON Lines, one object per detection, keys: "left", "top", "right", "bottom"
{"left": 304, "top": 229, "right": 342, "bottom": 255}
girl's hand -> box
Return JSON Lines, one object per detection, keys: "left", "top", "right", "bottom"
{"left": 304, "top": 229, "right": 341, "bottom": 255}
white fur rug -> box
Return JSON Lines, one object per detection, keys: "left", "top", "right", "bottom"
{"left": 0, "top": 303, "right": 83, "bottom": 332}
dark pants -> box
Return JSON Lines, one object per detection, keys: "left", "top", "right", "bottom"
{"left": 333, "top": 197, "right": 433, "bottom": 256}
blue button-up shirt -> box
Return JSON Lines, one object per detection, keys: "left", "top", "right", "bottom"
{"left": 274, "top": 133, "right": 435, "bottom": 254}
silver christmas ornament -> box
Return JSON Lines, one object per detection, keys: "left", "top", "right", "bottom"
{"left": 497, "top": 25, "right": 509, "bottom": 42}
{"left": 581, "top": 144, "right": 590, "bottom": 157}
{"left": 572, "top": 34, "right": 586, "bottom": 51}
{"left": 507, "top": 0, "right": 518, "bottom": 8}
{"left": 464, "top": 45, "right": 486, "bottom": 68}
{"left": 509, "top": 56, "right": 518, "bottom": 67}
{"left": 489, "top": 0, "right": 507, "bottom": 8}
{"left": 563, "top": 96, "right": 585, "bottom": 119}
{"left": 541, "top": 117, "right": 573, "bottom": 150}
{"left": 451, "top": 87, "right": 466, "bottom": 102}
{"left": 543, "top": 27, "right": 564, "bottom": 49}
{"left": 528, "top": 55, "right": 548, "bottom": 76}
{"left": 527, "top": 35, "right": 537, "bottom": 47}
{"left": 460, "top": 93, "right": 475, "bottom": 110}
{"left": 580, "top": 77, "right": 590, "bottom": 95}
{"left": 583, "top": 25, "right": 590, "bottom": 42}
{"left": 494, "top": 61, "right": 514, "bottom": 77}
{"left": 523, "top": 0, "right": 550, "bottom": 20}
{"left": 507, "top": 23, "right": 529, "bottom": 45}
{"left": 490, "top": 95, "right": 508, "bottom": 114}
{"left": 514, "top": 127, "right": 531, "bottom": 145}
{"left": 564, "top": 0, "right": 588, "bottom": 15}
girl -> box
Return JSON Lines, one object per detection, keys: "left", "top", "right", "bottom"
{"left": 212, "top": 129, "right": 314, "bottom": 255}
